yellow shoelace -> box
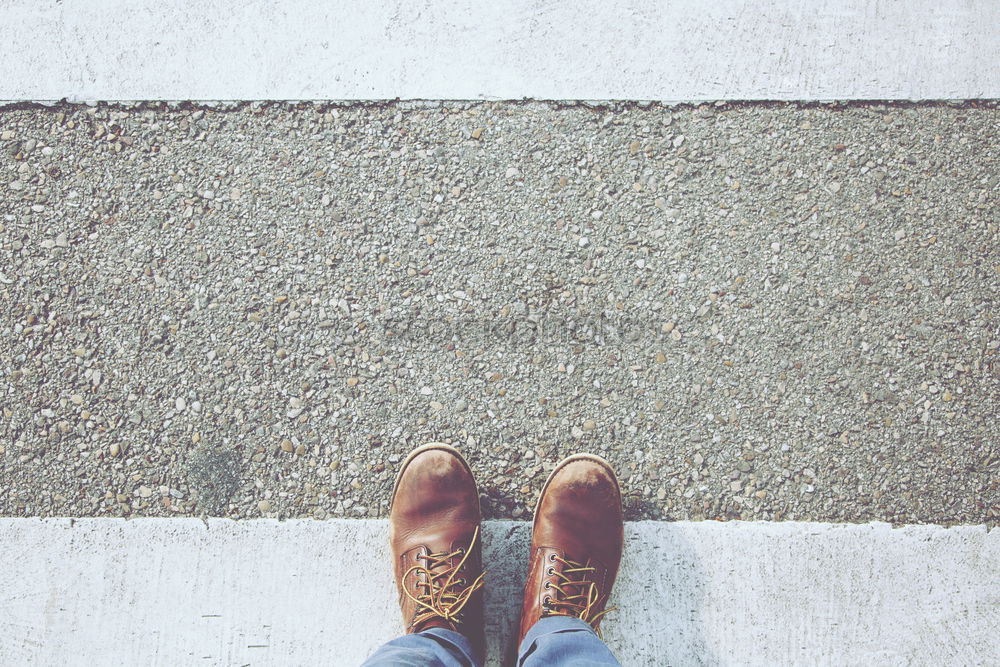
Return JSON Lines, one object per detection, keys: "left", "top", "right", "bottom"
{"left": 403, "top": 526, "right": 486, "bottom": 630}
{"left": 542, "top": 554, "right": 616, "bottom": 635}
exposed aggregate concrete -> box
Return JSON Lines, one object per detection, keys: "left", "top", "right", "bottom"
{"left": 1, "top": 102, "right": 997, "bottom": 524}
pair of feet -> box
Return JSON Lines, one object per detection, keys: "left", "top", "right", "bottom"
{"left": 389, "top": 443, "right": 624, "bottom": 662}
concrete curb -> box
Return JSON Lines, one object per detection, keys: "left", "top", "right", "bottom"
{"left": 1, "top": 519, "right": 996, "bottom": 665}
{"left": 1, "top": 0, "right": 999, "bottom": 102}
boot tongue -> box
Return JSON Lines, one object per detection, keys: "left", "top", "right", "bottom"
{"left": 554, "top": 554, "right": 594, "bottom": 610}
{"left": 413, "top": 617, "right": 457, "bottom": 633}
{"left": 410, "top": 547, "right": 466, "bottom": 628}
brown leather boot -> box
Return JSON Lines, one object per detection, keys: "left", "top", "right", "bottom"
{"left": 517, "top": 453, "right": 624, "bottom": 646}
{"left": 389, "top": 443, "right": 486, "bottom": 659}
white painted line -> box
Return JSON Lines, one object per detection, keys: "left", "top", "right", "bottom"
{"left": 1, "top": 519, "right": 996, "bottom": 665}
{"left": 0, "top": 0, "right": 998, "bottom": 103}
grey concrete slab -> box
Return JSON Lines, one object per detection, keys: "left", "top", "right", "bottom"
{"left": 1, "top": 0, "right": 999, "bottom": 102}
{"left": 0, "top": 518, "right": 997, "bottom": 666}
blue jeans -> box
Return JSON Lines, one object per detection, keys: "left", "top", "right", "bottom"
{"left": 361, "top": 616, "right": 620, "bottom": 666}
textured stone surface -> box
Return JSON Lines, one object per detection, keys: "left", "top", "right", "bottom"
{"left": 1, "top": 103, "right": 998, "bottom": 525}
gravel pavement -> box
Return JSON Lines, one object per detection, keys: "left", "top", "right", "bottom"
{"left": 1, "top": 102, "right": 997, "bottom": 524}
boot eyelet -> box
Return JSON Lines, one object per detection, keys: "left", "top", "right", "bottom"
{"left": 544, "top": 581, "right": 551, "bottom": 589}
{"left": 548, "top": 553, "right": 556, "bottom": 562}
{"left": 546, "top": 567, "right": 554, "bottom": 575}
{"left": 542, "top": 596, "right": 551, "bottom": 608}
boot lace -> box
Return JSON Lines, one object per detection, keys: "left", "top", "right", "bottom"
{"left": 403, "top": 526, "right": 486, "bottom": 631}
{"left": 542, "top": 553, "right": 616, "bottom": 635}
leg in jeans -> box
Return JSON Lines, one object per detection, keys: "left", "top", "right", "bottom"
{"left": 517, "top": 616, "right": 620, "bottom": 666}
{"left": 362, "top": 627, "right": 481, "bottom": 667}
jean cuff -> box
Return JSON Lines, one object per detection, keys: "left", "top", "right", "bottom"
{"left": 419, "top": 627, "right": 479, "bottom": 666}
{"left": 518, "top": 615, "right": 597, "bottom": 655}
